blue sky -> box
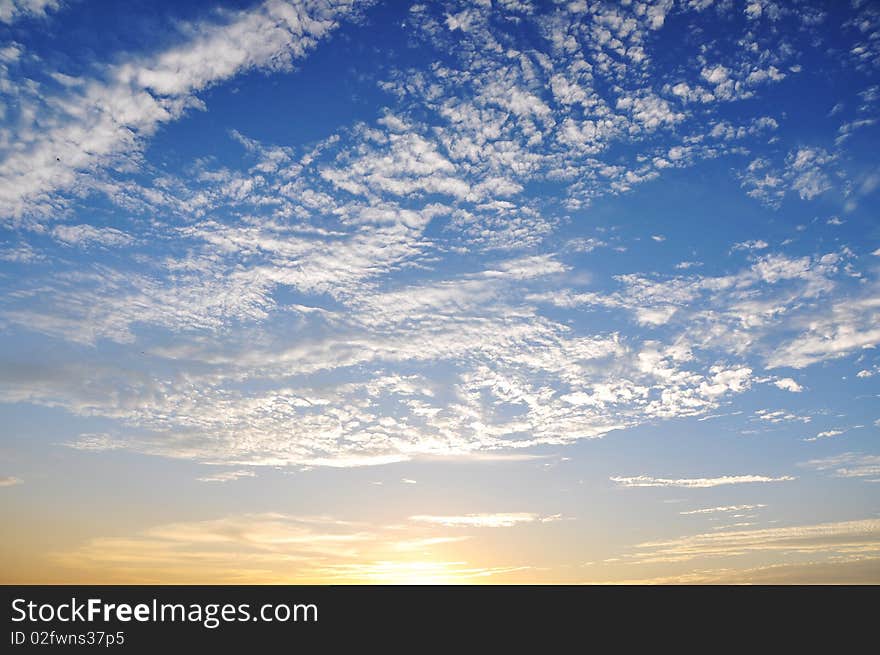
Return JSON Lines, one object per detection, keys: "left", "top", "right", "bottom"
{"left": 1, "top": 0, "right": 879, "bottom": 583}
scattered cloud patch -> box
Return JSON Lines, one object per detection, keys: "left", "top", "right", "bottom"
{"left": 409, "top": 513, "right": 544, "bottom": 528}
{"left": 611, "top": 474, "right": 795, "bottom": 488}
{"left": 773, "top": 378, "right": 803, "bottom": 392}
{"left": 680, "top": 504, "right": 767, "bottom": 515}
{"left": 196, "top": 470, "right": 257, "bottom": 483}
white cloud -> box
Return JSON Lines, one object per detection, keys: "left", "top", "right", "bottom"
{"left": 805, "top": 429, "right": 844, "bottom": 442}
{"left": 0, "top": 0, "right": 359, "bottom": 221}
{"left": 766, "top": 291, "right": 880, "bottom": 369}
{"left": 635, "top": 305, "right": 678, "bottom": 326}
{"left": 740, "top": 147, "right": 838, "bottom": 206}
{"left": 773, "top": 377, "right": 803, "bottom": 392}
{"left": 802, "top": 453, "right": 880, "bottom": 479}
{"left": 0, "top": 0, "right": 60, "bottom": 24}
{"left": 680, "top": 504, "right": 766, "bottom": 515}
{"left": 52, "top": 224, "right": 133, "bottom": 248}
{"left": 611, "top": 474, "right": 795, "bottom": 488}
{"left": 567, "top": 237, "right": 608, "bottom": 253}
{"left": 702, "top": 64, "right": 730, "bottom": 85}
{"left": 754, "top": 409, "right": 811, "bottom": 424}
{"left": 732, "top": 239, "right": 769, "bottom": 251}
{"left": 0, "top": 0, "right": 872, "bottom": 476}
{"left": 196, "top": 470, "right": 257, "bottom": 483}
{"left": 629, "top": 519, "right": 880, "bottom": 564}
{"left": 409, "top": 513, "right": 542, "bottom": 528}
{"left": 0, "top": 242, "right": 43, "bottom": 263}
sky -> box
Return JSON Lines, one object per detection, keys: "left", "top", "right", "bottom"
{"left": 0, "top": 0, "right": 879, "bottom": 584}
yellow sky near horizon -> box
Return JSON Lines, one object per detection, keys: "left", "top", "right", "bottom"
{"left": 4, "top": 508, "right": 879, "bottom": 585}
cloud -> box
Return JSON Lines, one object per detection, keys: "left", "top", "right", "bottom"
{"left": 534, "top": 247, "right": 880, "bottom": 373}
{"left": 773, "top": 377, "right": 803, "bottom": 392}
{"left": 738, "top": 147, "right": 838, "bottom": 207}
{"left": 567, "top": 237, "right": 608, "bottom": 253}
{"left": 196, "top": 470, "right": 256, "bottom": 483}
{"left": 0, "top": 0, "right": 360, "bottom": 221}
{"left": 51, "top": 224, "right": 133, "bottom": 248}
{"left": 0, "top": 242, "right": 43, "bottom": 263}
{"left": 0, "top": 0, "right": 60, "bottom": 24}
{"left": 4, "top": 243, "right": 783, "bottom": 468}
{"left": 0, "top": 476, "right": 23, "bottom": 487}
{"left": 611, "top": 474, "right": 795, "bottom": 488}
{"left": 302, "top": 455, "right": 411, "bottom": 468}
{"left": 0, "top": 0, "right": 876, "bottom": 477}
{"left": 679, "top": 504, "right": 767, "bottom": 515}
{"left": 732, "top": 239, "right": 769, "bottom": 251}
{"left": 765, "top": 291, "right": 880, "bottom": 369}
{"left": 629, "top": 519, "right": 880, "bottom": 564}
{"left": 49, "top": 512, "right": 532, "bottom": 583}
{"left": 753, "top": 409, "right": 811, "bottom": 424}
{"left": 531, "top": 249, "right": 854, "bottom": 363}
{"left": 802, "top": 453, "right": 880, "bottom": 480}
{"left": 409, "top": 513, "right": 543, "bottom": 528}
{"left": 50, "top": 513, "right": 375, "bottom": 583}
{"left": 804, "top": 429, "right": 844, "bottom": 442}
{"left": 63, "top": 433, "right": 126, "bottom": 452}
